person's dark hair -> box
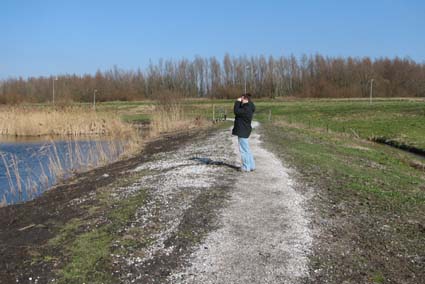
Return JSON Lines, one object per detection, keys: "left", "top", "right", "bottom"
{"left": 243, "top": 93, "right": 252, "bottom": 101}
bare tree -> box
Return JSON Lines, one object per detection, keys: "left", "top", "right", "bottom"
{"left": 1, "top": 54, "right": 424, "bottom": 104}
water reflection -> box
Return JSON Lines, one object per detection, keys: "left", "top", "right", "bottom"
{"left": 0, "top": 136, "right": 125, "bottom": 206}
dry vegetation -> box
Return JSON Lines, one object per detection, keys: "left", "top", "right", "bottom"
{"left": 150, "top": 90, "right": 206, "bottom": 136}
{"left": 0, "top": 106, "right": 135, "bottom": 137}
{"left": 0, "top": 97, "right": 208, "bottom": 207}
{"left": 150, "top": 105, "right": 192, "bottom": 135}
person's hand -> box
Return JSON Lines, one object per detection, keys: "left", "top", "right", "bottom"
{"left": 237, "top": 97, "right": 243, "bottom": 102}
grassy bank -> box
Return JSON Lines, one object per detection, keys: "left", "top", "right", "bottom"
{"left": 255, "top": 99, "right": 425, "bottom": 150}
{"left": 256, "top": 99, "right": 424, "bottom": 283}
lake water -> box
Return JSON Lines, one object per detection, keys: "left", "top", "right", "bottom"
{"left": 0, "top": 137, "right": 125, "bottom": 206}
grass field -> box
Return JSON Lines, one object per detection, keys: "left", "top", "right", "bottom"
{"left": 254, "top": 99, "right": 425, "bottom": 149}
{"left": 95, "top": 97, "right": 425, "bottom": 155}
{"left": 115, "top": 98, "right": 425, "bottom": 148}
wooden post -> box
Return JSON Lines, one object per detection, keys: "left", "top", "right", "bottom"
{"left": 212, "top": 104, "right": 215, "bottom": 122}
{"left": 268, "top": 109, "right": 272, "bottom": 121}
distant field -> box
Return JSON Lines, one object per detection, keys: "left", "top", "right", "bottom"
{"left": 181, "top": 98, "right": 425, "bottom": 151}
{"left": 254, "top": 99, "right": 425, "bottom": 150}
{"left": 97, "top": 98, "right": 425, "bottom": 150}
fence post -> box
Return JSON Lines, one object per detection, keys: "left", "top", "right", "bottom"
{"left": 268, "top": 109, "right": 272, "bottom": 122}
{"left": 212, "top": 104, "right": 215, "bottom": 122}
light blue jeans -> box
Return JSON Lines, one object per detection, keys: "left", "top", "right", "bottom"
{"left": 238, "top": 137, "right": 255, "bottom": 171}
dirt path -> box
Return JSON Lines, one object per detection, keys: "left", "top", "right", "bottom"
{"left": 169, "top": 122, "right": 312, "bottom": 284}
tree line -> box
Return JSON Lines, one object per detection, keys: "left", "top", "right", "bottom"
{"left": 1, "top": 54, "right": 424, "bottom": 104}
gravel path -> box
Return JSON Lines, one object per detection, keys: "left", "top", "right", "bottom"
{"left": 112, "top": 127, "right": 239, "bottom": 283}
{"left": 170, "top": 122, "right": 313, "bottom": 284}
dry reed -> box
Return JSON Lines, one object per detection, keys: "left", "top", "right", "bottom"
{"left": 0, "top": 106, "right": 135, "bottom": 137}
{"left": 1, "top": 153, "right": 15, "bottom": 195}
{"left": 10, "top": 155, "right": 22, "bottom": 201}
{"left": 149, "top": 90, "right": 204, "bottom": 137}
{"left": 0, "top": 97, "right": 206, "bottom": 207}
{"left": 0, "top": 194, "right": 7, "bottom": 207}
{"left": 0, "top": 137, "right": 140, "bottom": 207}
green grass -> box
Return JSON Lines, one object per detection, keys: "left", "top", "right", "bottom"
{"left": 121, "top": 113, "right": 151, "bottom": 123}
{"left": 255, "top": 99, "right": 425, "bottom": 150}
{"left": 56, "top": 190, "right": 147, "bottom": 284}
{"left": 93, "top": 99, "right": 233, "bottom": 123}
{"left": 107, "top": 190, "right": 147, "bottom": 227}
{"left": 48, "top": 218, "right": 84, "bottom": 247}
{"left": 372, "top": 272, "right": 385, "bottom": 284}
{"left": 262, "top": 122, "right": 424, "bottom": 209}
{"left": 59, "top": 229, "right": 113, "bottom": 284}
{"left": 46, "top": 171, "right": 148, "bottom": 284}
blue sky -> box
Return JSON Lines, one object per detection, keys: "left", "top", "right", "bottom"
{"left": 1, "top": 0, "right": 424, "bottom": 78}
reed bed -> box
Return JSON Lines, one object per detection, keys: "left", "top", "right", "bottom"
{"left": 0, "top": 106, "right": 134, "bottom": 137}
{"left": 149, "top": 91, "right": 207, "bottom": 137}
{"left": 0, "top": 100, "right": 206, "bottom": 207}
{"left": 0, "top": 105, "right": 144, "bottom": 206}
{"left": 150, "top": 104, "right": 194, "bottom": 136}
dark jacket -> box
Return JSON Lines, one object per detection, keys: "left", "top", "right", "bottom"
{"left": 232, "top": 100, "right": 255, "bottom": 138}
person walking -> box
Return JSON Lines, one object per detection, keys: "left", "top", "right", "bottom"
{"left": 232, "top": 93, "right": 256, "bottom": 172}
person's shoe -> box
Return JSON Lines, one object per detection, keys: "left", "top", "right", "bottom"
{"left": 238, "top": 167, "right": 250, "bottom": 172}
{"left": 250, "top": 168, "right": 256, "bottom": 172}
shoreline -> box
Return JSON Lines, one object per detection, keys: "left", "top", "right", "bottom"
{"left": 0, "top": 125, "right": 212, "bottom": 282}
